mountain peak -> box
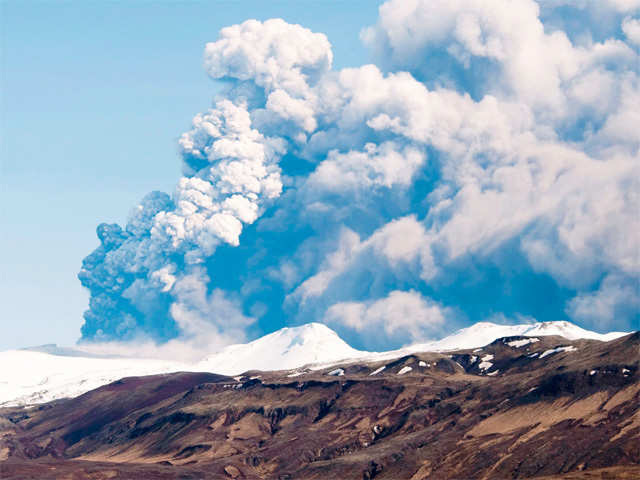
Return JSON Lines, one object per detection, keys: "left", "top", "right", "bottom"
{"left": 271, "top": 322, "right": 341, "bottom": 341}
{"left": 197, "top": 322, "right": 363, "bottom": 374}
{"left": 404, "top": 320, "right": 630, "bottom": 353}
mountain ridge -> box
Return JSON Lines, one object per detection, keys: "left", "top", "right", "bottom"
{"left": 1, "top": 331, "right": 638, "bottom": 479}
{"left": 0, "top": 320, "right": 632, "bottom": 407}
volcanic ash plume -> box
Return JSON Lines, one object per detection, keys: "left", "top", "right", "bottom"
{"left": 79, "top": 5, "right": 640, "bottom": 349}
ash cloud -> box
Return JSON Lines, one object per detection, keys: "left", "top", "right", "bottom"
{"left": 79, "top": 3, "right": 639, "bottom": 350}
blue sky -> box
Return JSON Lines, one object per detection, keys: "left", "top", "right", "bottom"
{"left": 2, "top": 0, "right": 638, "bottom": 352}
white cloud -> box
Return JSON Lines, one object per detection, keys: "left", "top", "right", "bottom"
{"left": 169, "top": 267, "right": 254, "bottom": 344}
{"left": 203, "top": 18, "right": 332, "bottom": 97}
{"left": 363, "top": 0, "right": 638, "bottom": 129}
{"left": 306, "top": 142, "right": 426, "bottom": 193}
{"left": 566, "top": 274, "right": 640, "bottom": 329}
{"left": 324, "top": 290, "right": 451, "bottom": 348}
{"left": 150, "top": 265, "right": 176, "bottom": 293}
{"left": 623, "top": 16, "right": 640, "bottom": 45}
{"left": 294, "top": 228, "right": 362, "bottom": 304}
{"left": 431, "top": 145, "right": 640, "bottom": 288}
{"left": 265, "top": 89, "right": 318, "bottom": 133}
{"left": 292, "top": 216, "right": 432, "bottom": 304}
{"left": 153, "top": 100, "right": 286, "bottom": 260}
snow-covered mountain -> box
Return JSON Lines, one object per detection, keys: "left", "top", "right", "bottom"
{"left": 0, "top": 350, "right": 187, "bottom": 407}
{"left": 0, "top": 323, "right": 363, "bottom": 407}
{"left": 401, "top": 320, "right": 628, "bottom": 354}
{"left": 0, "top": 321, "right": 630, "bottom": 407}
{"left": 196, "top": 322, "right": 366, "bottom": 374}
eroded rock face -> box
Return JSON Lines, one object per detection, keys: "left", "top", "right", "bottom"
{"left": 1, "top": 333, "right": 639, "bottom": 479}
{"left": 224, "top": 464, "right": 241, "bottom": 478}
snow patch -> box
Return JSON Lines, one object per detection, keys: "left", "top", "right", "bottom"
{"left": 506, "top": 338, "right": 539, "bottom": 348}
{"left": 327, "top": 368, "right": 344, "bottom": 376}
{"left": 539, "top": 346, "right": 577, "bottom": 359}
{"left": 397, "top": 366, "right": 413, "bottom": 375}
{"left": 370, "top": 366, "right": 386, "bottom": 376}
{"left": 418, "top": 361, "right": 427, "bottom": 367}
{"left": 478, "top": 354, "right": 494, "bottom": 371}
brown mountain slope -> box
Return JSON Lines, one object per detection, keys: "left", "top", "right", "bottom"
{"left": 1, "top": 333, "right": 639, "bottom": 479}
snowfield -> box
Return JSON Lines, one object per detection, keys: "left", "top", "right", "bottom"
{"left": 539, "top": 345, "right": 578, "bottom": 359}
{"left": 0, "top": 351, "right": 187, "bottom": 407}
{"left": 0, "top": 321, "right": 631, "bottom": 407}
{"left": 402, "top": 321, "right": 626, "bottom": 354}
{"left": 506, "top": 338, "right": 540, "bottom": 348}
{"left": 478, "top": 354, "right": 495, "bottom": 371}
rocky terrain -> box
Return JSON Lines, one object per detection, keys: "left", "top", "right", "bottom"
{"left": 1, "top": 332, "right": 638, "bottom": 479}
